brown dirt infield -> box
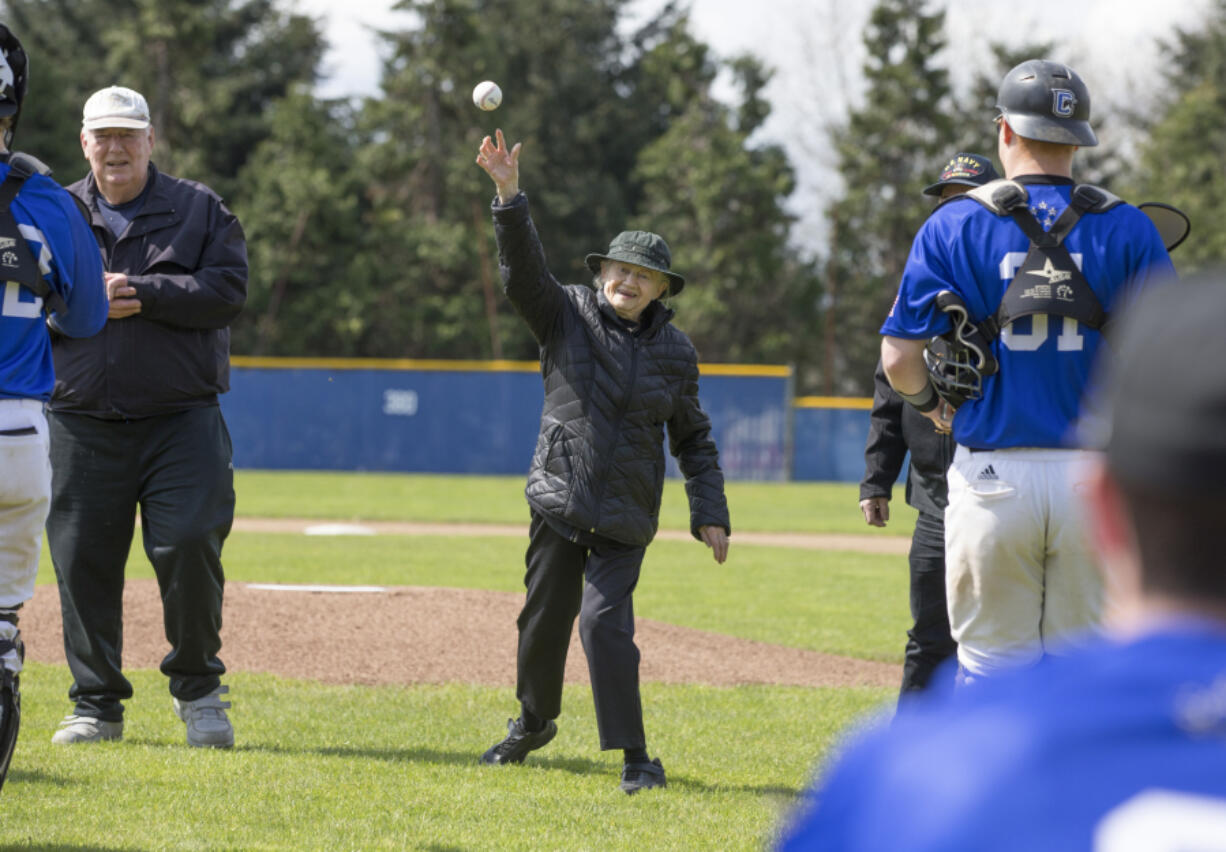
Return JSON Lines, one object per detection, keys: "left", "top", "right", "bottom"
{"left": 20, "top": 520, "right": 903, "bottom": 690}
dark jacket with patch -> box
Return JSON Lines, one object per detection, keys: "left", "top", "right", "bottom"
{"left": 51, "top": 163, "right": 247, "bottom": 418}
{"left": 493, "top": 192, "right": 730, "bottom": 547}
{"left": 860, "top": 360, "right": 954, "bottom": 517}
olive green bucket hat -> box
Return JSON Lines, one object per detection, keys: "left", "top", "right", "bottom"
{"left": 584, "top": 230, "right": 685, "bottom": 296}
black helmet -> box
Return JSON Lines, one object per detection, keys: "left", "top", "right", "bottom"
{"left": 995, "top": 59, "right": 1097, "bottom": 148}
{"left": 0, "top": 24, "right": 29, "bottom": 146}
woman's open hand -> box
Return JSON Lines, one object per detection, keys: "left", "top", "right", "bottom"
{"left": 476, "top": 128, "right": 521, "bottom": 203}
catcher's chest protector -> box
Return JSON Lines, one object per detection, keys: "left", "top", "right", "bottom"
{"left": 0, "top": 151, "right": 66, "bottom": 314}
{"left": 955, "top": 180, "right": 1122, "bottom": 341}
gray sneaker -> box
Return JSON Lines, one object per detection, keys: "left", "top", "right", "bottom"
{"left": 173, "top": 685, "right": 234, "bottom": 748}
{"left": 51, "top": 715, "right": 123, "bottom": 745}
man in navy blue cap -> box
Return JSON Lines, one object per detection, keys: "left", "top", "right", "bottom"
{"left": 921, "top": 152, "right": 1000, "bottom": 199}
{"left": 859, "top": 151, "right": 1000, "bottom": 697}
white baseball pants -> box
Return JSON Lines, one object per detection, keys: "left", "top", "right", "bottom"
{"left": 945, "top": 445, "right": 1104, "bottom": 678}
{"left": 0, "top": 398, "right": 51, "bottom": 614}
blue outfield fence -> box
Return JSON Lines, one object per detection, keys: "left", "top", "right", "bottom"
{"left": 791, "top": 396, "right": 876, "bottom": 483}
{"left": 222, "top": 358, "right": 877, "bottom": 482}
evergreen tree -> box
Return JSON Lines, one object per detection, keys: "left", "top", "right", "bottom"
{"left": 949, "top": 42, "right": 1054, "bottom": 162}
{"left": 348, "top": 0, "right": 655, "bottom": 360}
{"left": 952, "top": 43, "right": 1125, "bottom": 189}
{"left": 1128, "top": 0, "right": 1226, "bottom": 272}
{"left": 822, "top": 0, "right": 952, "bottom": 395}
{"left": 0, "top": 0, "right": 94, "bottom": 173}
{"left": 228, "top": 90, "right": 366, "bottom": 356}
{"left": 1, "top": 0, "right": 827, "bottom": 367}
{"left": 338, "top": 0, "right": 816, "bottom": 364}
{"left": 2, "top": 0, "right": 323, "bottom": 196}
{"left": 633, "top": 34, "right": 821, "bottom": 373}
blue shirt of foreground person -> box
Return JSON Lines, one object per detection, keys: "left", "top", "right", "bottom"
{"left": 778, "top": 273, "right": 1226, "bottom": 851}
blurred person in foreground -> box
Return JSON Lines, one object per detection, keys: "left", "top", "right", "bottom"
{"left": 474, "top": 129, "right": 730, "bottom": 794}
{"left": 859, "top": 152, "right": 999, "bottom": 697}
{"left": 0, "top": 22, "right": 106, "bottom": 790}
{"left": 46, "top": 85, "right": 246, "bottom": 749}
{"left": 779, "top": 272, "right": 1226, "bottom": 850}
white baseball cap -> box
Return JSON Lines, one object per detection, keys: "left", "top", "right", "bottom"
{"left": 82, "top": 86, "right": 151, "bottom": 131}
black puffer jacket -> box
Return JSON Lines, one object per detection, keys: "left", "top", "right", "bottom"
{"left": 51, "top": 163, "right": 247, "bottom": 418}
{"left": 493, "top": 193, "right": 730, "bottom": 547}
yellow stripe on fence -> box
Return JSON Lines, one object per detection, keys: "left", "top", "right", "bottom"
{"left": 698, "top": 364, "right": 791, "bottom": 377}
{"left": 794, "top": 395, "right": 874, "bottom": 410}
{"left": 231, "top": 356, "right": 541, "bottom": 372}
{"left": 231, "top": 356, "right": 794, "bottom": 377}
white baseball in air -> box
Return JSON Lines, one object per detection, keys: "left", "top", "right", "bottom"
{"left": 472, "top": 81, "right": 502, "bottom": 111}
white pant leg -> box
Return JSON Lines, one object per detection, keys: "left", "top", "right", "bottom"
{"left": 1041, "top": 451, "right": 1104, "bottom": 654}
{"left": 0, "top": 399, "right": 51, "bottom": 621}
{"left": 945, "top": 447, "right": 1048, "bottom": 677}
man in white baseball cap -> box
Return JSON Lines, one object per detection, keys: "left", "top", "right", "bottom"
{"left": 46, "top": 83, "right": 247, "bottom": 751}
{"left": 80, "top": 85, "right": 150, "bottom": 131}
{"left": 77, "top": 85, "right": 154, "bottom": 207}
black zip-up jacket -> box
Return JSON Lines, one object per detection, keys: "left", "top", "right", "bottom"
{"left": 50, "top": 163, "right": 247, "bottom": 418}
{"left": 493, "top": 192, "right": 730, "bottom": 547}
{"left": 860, "top": 360, "right": 954, "bottom": 517}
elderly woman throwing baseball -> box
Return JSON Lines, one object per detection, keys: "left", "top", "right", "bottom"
{"left": 475, "top": 129, "right": 730, "bottom": 794}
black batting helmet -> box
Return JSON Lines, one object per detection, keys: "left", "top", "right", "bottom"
{"left": 996, "top": 59, "right": 1097, "bottom": 148}
{"left": 0, "top": 24, "right": 29, "bottom": 147}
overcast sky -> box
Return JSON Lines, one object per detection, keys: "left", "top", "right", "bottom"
{"left": 295, "top": 0, "right": 1206, "bottom": 97}
{"left": 290, "top": 0, "right": 1209, "bottom": 250}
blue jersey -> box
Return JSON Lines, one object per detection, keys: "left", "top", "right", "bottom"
{"left": 0, "top": 162, "right": 107, "bottom": 401}
{"left": 881, "top": 179, "right": 1175, "bottom": 449}
{"left": 778, "top": 625, "right": 1226, "bottom": 851}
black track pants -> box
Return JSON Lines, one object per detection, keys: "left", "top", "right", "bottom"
{"left": 46, "top": 407, "right": 233, "bottom": 721}
{"left": 900, "top": 510, "right": 957, "bottom": 695}
{"left": 515, "top": 511, "right": 647, "bottom": 750}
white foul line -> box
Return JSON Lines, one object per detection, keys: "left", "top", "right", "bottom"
{"left": 245, "top": 583, "right": 388, "bottom": 594}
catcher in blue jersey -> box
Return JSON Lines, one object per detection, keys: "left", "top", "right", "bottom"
{"left": 778, "top": 273, "right": 1226, "bottom": 852}
{"left": 0, "top": 23, "right": 107, "bottom": 793}
{"left": 879, "top": 60, "right": 1175, "bottom": 682}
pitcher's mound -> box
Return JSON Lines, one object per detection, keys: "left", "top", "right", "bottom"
{"left": 19, "top": 580, "right": 898, "bottom": 689}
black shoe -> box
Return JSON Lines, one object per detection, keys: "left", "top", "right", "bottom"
{"left": 620, "top": 757, "right": 666, "bottom": 794}
{"left": 480, "top": 717, "right": 557, "bottom": 765}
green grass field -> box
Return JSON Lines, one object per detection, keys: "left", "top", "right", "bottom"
{"left": 229, "top": 470, "right": 920, "bottom": 536}
{"left": 11, "top": 471, "right": 910, "bottom": 850}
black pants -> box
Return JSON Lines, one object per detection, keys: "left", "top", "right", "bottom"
{"left": 900, "top": 510, "right": 956, "bottom": 695}
{"left": 46, "top": 407, "right": 234, "bottom": 721}
{"left": 516, "top": 511, "right": 647, "bottom": 751}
